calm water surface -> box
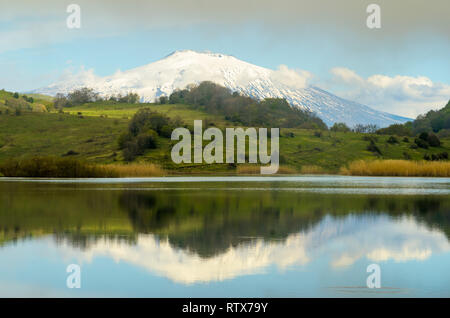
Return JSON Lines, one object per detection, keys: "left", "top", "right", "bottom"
{"left": 0, "top": 176, "right": 449, "bottom": 297}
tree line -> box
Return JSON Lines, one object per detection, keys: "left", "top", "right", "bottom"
{"left": 53, "top": 87, "right": 140, "bottom": 108}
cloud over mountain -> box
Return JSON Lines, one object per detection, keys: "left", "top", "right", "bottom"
{"left": 32, "top": 50, "right": 411, "bottom": 127}
{"left": 330, "top": 67, "right": 450, "bottom": 118}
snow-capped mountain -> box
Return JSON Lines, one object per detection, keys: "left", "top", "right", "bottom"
{"left": 33, "top": 50, "right": 410, "bottom": 127}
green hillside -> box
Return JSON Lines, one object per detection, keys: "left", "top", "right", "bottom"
{"left": 0, "top": 89, "right": 51, "bottom": 113}
{"left": 1, "top": 100, "right": 449, "bottom": 173}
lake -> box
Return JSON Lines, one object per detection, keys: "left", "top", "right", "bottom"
{"left": 0, "top": 176, "right": 449, "bottom": 297}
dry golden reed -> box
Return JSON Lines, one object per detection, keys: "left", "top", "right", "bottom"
{"left": 99, "top": 163, "right": 165, "bottom": 177}
{"left": 236, "top": 165, "right": 297, "bottom": 175}
{"left": 340, "top": 160, "right": 450, "bottom": 177}
{"left": 300, "top": 165, "right": 324, "bottom": 174}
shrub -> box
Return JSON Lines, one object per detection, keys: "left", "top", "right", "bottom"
{"left": 160, "top": 125, "right": 173, "bottom": 138}
{"left": 158, "top": 96, "right": 168, "bottom": 104}
{"left": 419, "top": 132, "right": 429, "bottom": 141}
{"left": 367, "top": 140, "right": 382, "bottom": 155}
{"left": 424, "top": 152, "right": 448, "bottom": 161}
{"left": 136, "top": 131, "right": 157, "bottom": 150}
{"left": 414, "top": 138, "right": 429, "bottom": 149}
{"left": 387, "top": 136, "right": 398, "bottom": 144}
{"left": 285, "top": 131, "right": 295, "bottom": 138}
{"left": 427, "top": 133, "right": 441, "bottom": 147}
{"left": 117, "top": 132, "right": 132, "bottom": 149}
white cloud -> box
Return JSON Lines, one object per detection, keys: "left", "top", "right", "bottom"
{"left": 330, "top": 67, "right": 450, "bottom": 118}
{"left": 270, "top": 65, "right": 312, "bottom": 89}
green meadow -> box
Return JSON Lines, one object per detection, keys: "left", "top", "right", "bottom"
{"left": 1, "top": 100, "right": 449, "bottom": 174}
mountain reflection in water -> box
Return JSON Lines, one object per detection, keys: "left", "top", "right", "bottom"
{"left": 0, "top": 179, "right": 449, "bottom": 289}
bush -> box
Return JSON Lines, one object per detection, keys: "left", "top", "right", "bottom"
{"left": 117, "top": 132, "right": 132, "bottom": 149}
{"left": 160, "top": 125, "right": 173, "bottom": 138}
{"left": 414, "top": 137, "right": 429, "bottom": 149}
{"left": 158, "top": 96, "right": 168, "bottom": 104}
{"left": 67, "top": 87, "right": 101, "bottom": 105}
{"left": 128, "top": 108, "right": 172, "bottom": 136}
{"left": 387, "top": 136, "right": 398, "bottom": 144}
{"left": 424, "top": 152, "right": 448, "bottom": 161}
{"left": 367, "top": 140, "right": 382, "bottom": 155}
{"left": 136, "top": 131, "right": 157, "bottom": 150}
{"left": 419, "top": 132, "right": 429, "bottom": 141}
{"left": 427, "top": 133, "right": 441, "bottom": 147}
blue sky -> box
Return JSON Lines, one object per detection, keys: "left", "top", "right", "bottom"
{"left": 1, "top": 0, "right": 449, "bottom": 117}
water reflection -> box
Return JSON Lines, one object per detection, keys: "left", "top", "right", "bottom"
{"left": 0, "top": 179, "right": 449, "bottom": 288}
{"left": 55, "top": 214, "right": 450, "bottom": 284}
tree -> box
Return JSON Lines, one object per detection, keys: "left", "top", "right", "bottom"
{"left": 427, "top": 133, "right": 441, "bottom": 147}
{"left": 387, "top": 136, "right": 398, "bottom": 144}
{"left": 53, "top": 93, "right": 70, "bottom": 108}
{"left": 158, "top": 96, "right": 168, "bottom": 104}
{"left": 376, "top": 124, "right": 411, "bottom": 136}
{"left": 67, "top": 87, "right": 100, "bottom": 106}
{"left": 354, "top": 124, "right": 378, "bottom": 133}
{"left": 330, "top": 122, "right": 350, "bottom": 133}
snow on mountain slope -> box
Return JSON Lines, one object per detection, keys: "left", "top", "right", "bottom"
{"left": 33, "top": 50, "right": 411, "bottom": 127}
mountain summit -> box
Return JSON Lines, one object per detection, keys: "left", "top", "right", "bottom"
{"left": 33, "top": 50, "right": 410, "bottom": 127}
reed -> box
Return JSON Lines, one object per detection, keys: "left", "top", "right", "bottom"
{"left": 99, "top": 163, "right": 165, "bottom": 177}
{"left": 340, "top": 159, "right": 450, "bottom": 177}
{"left": 0, "top": 157, "right": 116, "bottom": 178}
{"left": 236, "top": 164, "right": 297, "bottom": 175}
{"left": 0, "top": 157, "right": 165, "bottom": 178}
{"left": 300, "top": 165, "right": 325, "bottom": 174}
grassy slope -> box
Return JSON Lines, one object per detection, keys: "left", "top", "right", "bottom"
{"left": 0, "top": 101, "right": 449, "bottom": 173}
{"left": 0, "top": 112, "right": 128, "bottom": 163}
{"left": 0, "top": 90, "right": 52, "bottom": 112}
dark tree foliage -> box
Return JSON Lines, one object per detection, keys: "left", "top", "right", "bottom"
{"left": 109, "top": 92, "right": 140, "bottom": 104}
{"left": 427, "top": 133, "right": 441, "bottom": 147}
{"left": 55, "top": 89, "right": 140, "bottom": 108}
{"left": 376, "top": 100, "right": 449, "bottom": 139}
{"left": 367, "top": 139, "right": 382, "bottom": 155}
{"left": 353, "top": 124, "right": 378, "bottom": 133}
{"left": 414, "top": 137, "right": 429, "bottom": 149}
{"left": 171, "top": 81, "right": 327, "bottom": 129}
{"left": 330, "top": 122, "right": 351, "bottom": 133}
{"left": 169, "top": 89, "right": 189, "bottom": 104}
{"left": 376, "top": 124, "right": 412, "bottom": 136}
{"left": 53, "top": 93, "right": 69, "bottom": 108}
{"left": 412, "top": 100, "right": 450, "bottom": 134}
{"left": 424, "top": 152, "right": 448, "bottom": 161}
{"left": 387, "top": 136, "right": 398, "bottom": 144}
{"left": 22, "top": 95, "right": 34, "bottom": 103}
{"left": 118, "top": 109, "right": 179, "bottom": 161}
{"left": 158, "top": 96, "right": 168, "bottom": 104}
{"left": 67, "top": 87, "right": 101, "bottom": 106}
